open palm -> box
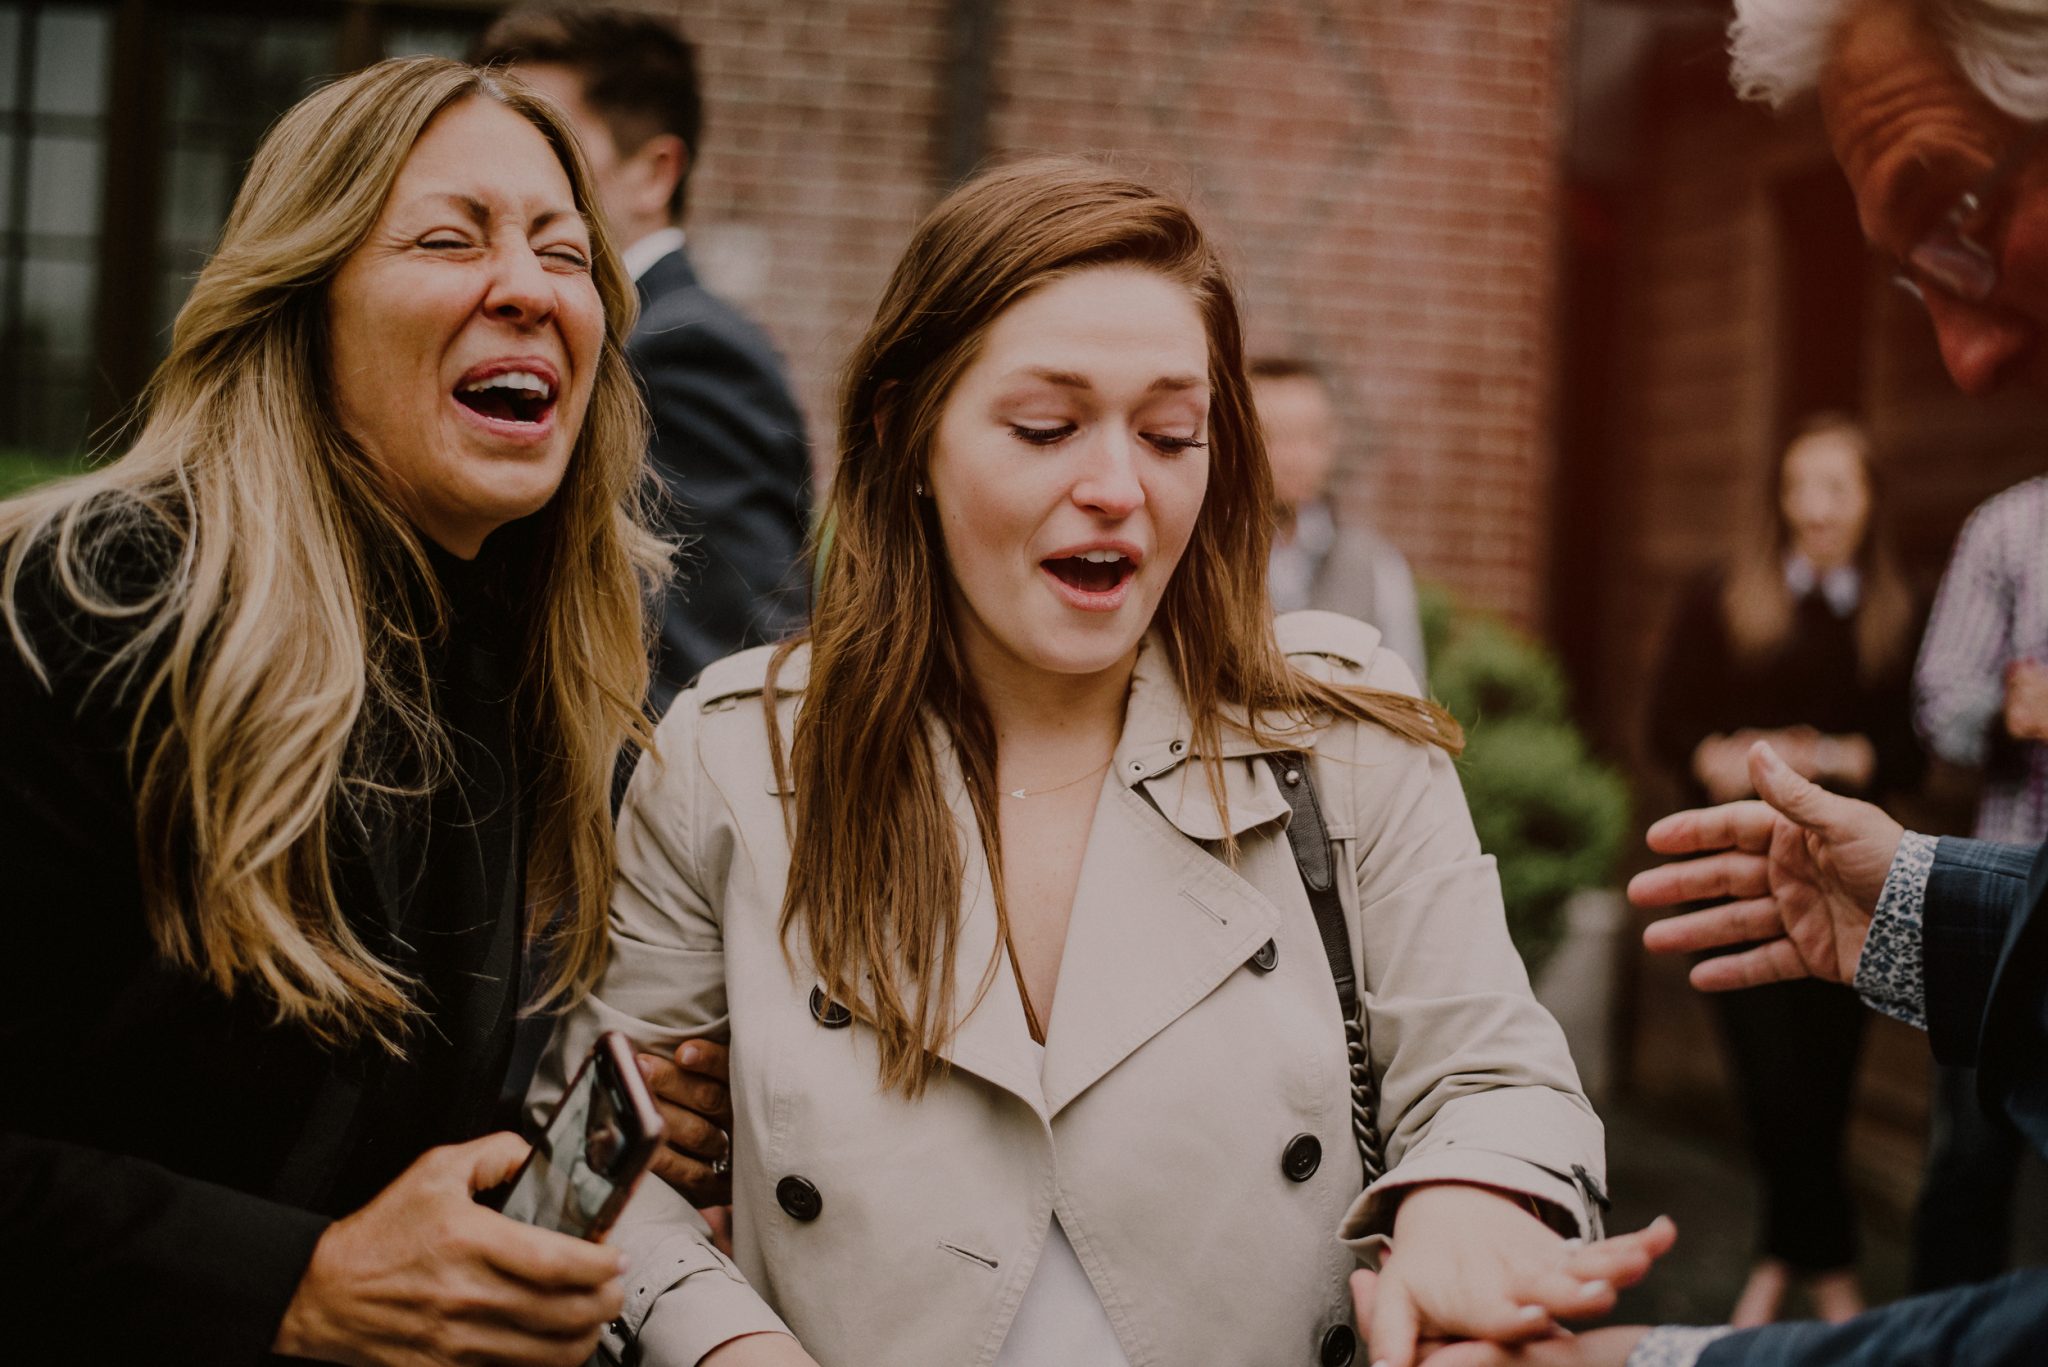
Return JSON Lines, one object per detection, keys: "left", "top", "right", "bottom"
{"left": 1629, "top": 742, "right": 1901, "bottom": 990}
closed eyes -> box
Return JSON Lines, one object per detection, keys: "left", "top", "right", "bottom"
{"left": 1008, "top": 422, "right": 1206, "bottom": 455}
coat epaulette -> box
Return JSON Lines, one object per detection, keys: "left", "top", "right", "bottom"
{"left": 691, "top": 641, "right": 809, "bottom": 712}
{"left": 1275, "top": 610, "right": 1384, "bottom": 677}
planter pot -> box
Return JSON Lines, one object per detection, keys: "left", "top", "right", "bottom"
{"left": 1532, "top": 887, "right": 1628, "bottom": 1105}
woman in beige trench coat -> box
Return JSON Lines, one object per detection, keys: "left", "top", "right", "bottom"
{"left": 533, "top": 159, "right": 1672, "bottom": 1367}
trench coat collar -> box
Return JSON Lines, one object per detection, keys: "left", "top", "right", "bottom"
{"left": 1110, "top": 631, "right": 1318, "bottom": 842}
{"left": 934, "top": 633, "right": 1317, "bottom": 1116}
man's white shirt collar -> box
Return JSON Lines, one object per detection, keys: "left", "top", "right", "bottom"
{"left": 1783, "top": 552, "right": 1861, "bottom": 618}
{"left": 622, "top": 227, "right": 687, "bottom": 283}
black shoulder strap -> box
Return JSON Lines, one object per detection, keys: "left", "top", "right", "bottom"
{"left": 1264, "top": 752, "right": 1353, "bottom": 1015}
{"left": 1263, "top": 751, "right": 1385, "bottom": 1183}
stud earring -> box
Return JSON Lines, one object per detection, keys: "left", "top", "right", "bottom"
{"left": 914, "top": 481, "right": 927, "bottom": 497}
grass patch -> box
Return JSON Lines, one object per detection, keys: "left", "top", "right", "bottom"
{"left": 0, "top": 448, "right": 83, "bottom": 498}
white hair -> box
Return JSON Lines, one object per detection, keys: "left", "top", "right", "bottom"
{"left": 1729, "top": 0, "right": 1854, "bottom": 108}
{"left": 1731, "top": 0, "right": 2048, "bottom": 120}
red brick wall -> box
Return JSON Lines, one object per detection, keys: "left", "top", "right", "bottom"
{"left": 650, "top": 0, "right": 1573, "bottom": 625}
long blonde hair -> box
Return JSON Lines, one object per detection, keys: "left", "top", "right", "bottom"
{"left": 0, "top": 58, "right": 667, "bottom": 1052}
{"left": 769, "top": 158, "right": 1459, "bottom": 1096}
{"left": 1722, "top": 412, "right": 1915, "bottom": 683}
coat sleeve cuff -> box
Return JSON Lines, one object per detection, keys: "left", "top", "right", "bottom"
{"left": 601, "top": 1179, "right": 793, "bottom": 1365}
{"left": 1338, "top": 1147, "right": 1597, "bottom": 1267}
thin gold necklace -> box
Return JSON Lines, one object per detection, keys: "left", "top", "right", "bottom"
{"left": 1002, "top": 756, "right": 1112, "bottom": 800}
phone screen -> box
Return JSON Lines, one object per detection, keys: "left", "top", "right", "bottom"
{"left": 500, "top": 1036, "right": 652, "bottom": 1240}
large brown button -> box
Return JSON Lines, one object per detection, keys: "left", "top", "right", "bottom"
{"left": 1282, "top": 1133, "right": 1322, "bottom": 1182}
{"left": 1250, "top": 939, "right": 1279, "bottom": 973}
{"left": 1319, "top": 1324, "right": 1355, "bottom": 1366}
{"left": 776, "top": 1175, "right": 823, "bottom": 1221}
{"left": 809, "top": 985, "right": 852, "bottom": 1028}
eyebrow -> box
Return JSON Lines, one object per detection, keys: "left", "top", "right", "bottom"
{"left": 425, "top": 193, "right": 584, "bottom": 234}
{"left": 1015, "top": 366, "right": 1206, "bottom": 394}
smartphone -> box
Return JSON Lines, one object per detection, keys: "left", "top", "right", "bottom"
{"left": 499, "top": 1031, "right": 663, "bottom": 1241}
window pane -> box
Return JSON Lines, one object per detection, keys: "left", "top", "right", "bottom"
{"left": 15, "top": 369, "right": 93, "bottom": 459}
{"left": 26, "top": 133, "right": 103, "bottom": 237}
{"left": 162, "top": 144, "right": 235, "bottom": 246}
{"left": 0, "top": 7, "right": 22, "bottom": 111}
{"left": 32, "top": 5, "right": 110, "bottom": 118}
{"left": 152, "top": 10, "right": 338, "bottom": 354}
{"left": 383, "top": 22, "right": 483, "bottom": 61}
{"left": 23, "top": 256, "right": 95, "bottom": 357}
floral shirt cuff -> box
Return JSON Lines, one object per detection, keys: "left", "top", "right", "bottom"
{"left": 1852, "top": 830, "right": 1937, "bottom": 1030}
{"left": 1626, "top": 1325, "right": 1738, "bottom": 1367}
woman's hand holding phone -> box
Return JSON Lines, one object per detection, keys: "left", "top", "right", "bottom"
{"left": 271, "top": 1132, "right": 626, "bottom": 1367}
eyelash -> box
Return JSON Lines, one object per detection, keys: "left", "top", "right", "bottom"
{"left": 1007, "top": 423, "right": 1208, "bottom": 455}
{"left": 419, "top": 237, "right": 590, "bottom": 268}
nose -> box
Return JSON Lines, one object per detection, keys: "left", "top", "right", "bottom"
{"left": 1923, "top": 289, "right": 2038, "bottom": 396}
{"left": 483, "top": 243, "right": 557, "bottom": 328}
{"left": 1071, "top": 432, "right": 1145, "bottom": 518}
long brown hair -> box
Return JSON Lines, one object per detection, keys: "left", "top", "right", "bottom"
{"left": 767, "top": 157, "right": 1459, "bottom": 1096}
{"left": 0, "top": 58, "right": 667, "bottom": 1051}
{"left": 1721, "top": 412, "right": 1914, "bottom": 682}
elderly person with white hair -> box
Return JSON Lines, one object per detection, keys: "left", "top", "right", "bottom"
{"left": 1352, "top": 2, "right": 2048, "bottom": 1366}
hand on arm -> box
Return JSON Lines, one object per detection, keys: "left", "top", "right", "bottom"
{"left": 1351, "top": 1183, "right": 1676, "bottom": 1367}
{"left": 273, "top": 1132, "right": 625, "bottom": 1367}
{"left": 1690, "top": 734, "right": 1759, "bottom": 804}
{"left": 2003, "top": 661, "right": 2048, "bottom": 743}
{"left": 1631, "top": 743, "right": 1900, "bottom": 991}
{"left": 638, "top": 1040, "right": 734, "bottom": 1206}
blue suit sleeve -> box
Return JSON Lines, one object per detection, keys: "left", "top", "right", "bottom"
{"left": 1922, "top": 836, "right": 2039, "bottom": 1066}
{"left": 632, "top": 298, "right": 812, "bottom": 713}
{"left": 1697, "top": 1268, "right": 2048, "bottom": 1366}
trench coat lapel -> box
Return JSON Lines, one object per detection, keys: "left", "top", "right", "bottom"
{"left": 926, "top": 730, "right": 1050, "bottom": 1121}
{"left": 1038, "top": 774, "right": 1286, "bottom": 1115}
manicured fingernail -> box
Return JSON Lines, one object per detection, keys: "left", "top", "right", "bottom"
{"left": 680, "top": 1042, "right": 701, "bottom": 1065}
{"left": 636, "top": 1056, "right": 656, "bottom": 1078}
{"left": 1518, "top": 1305, "right": 1547, "bottom": 1324}
{"left": 1580, "top": 1280, "right": 1612, "bottom": 1299}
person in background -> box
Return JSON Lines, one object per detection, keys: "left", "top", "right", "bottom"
{"left": 1646, "top": 413, "right": 1924, "bottom": 1328}
{"left": 1250, "top": 357, "right": 1428, "bottom": 685}
{"left": 0, "top": 57, "right": 666, "bottom": 1365}
{"left": 538, "top": 157, "right": 1669, "bottom": 1367}
{"left": 479, "top": 5, "right": 811, "bottom": 716}
{"left": 1389, "top": 1, "right": 2048, "bottom": 1361}
{"left": 1909, "top": 468, "right": 2048, "bottom": 1293}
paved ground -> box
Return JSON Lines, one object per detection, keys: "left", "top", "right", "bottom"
{"left": 1596, "top": 1098, "right": 2048, "bottom": 1329}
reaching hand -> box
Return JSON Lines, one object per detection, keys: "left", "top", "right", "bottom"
{"left": 639, "top": 1039, "right": 734, "bottom": 1206}
{"left": 1352, "top": 1183, "right": 1676, "bottom": 1367}
{"left": 272, "top": 1133, "right": 626, "bottom": 1367}
{"left": 1630, "top": 742, "right": 1900, "bottom": 990}
{"left": 2005, "top": 661, "right": 2048, "bottom": 743}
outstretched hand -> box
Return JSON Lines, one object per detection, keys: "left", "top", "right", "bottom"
{"left": 1629, "top": 742, "right": 1900, "bottom": 991}
{"left": 1352, "top": 1184, "right": 1676, "bottom": 1367}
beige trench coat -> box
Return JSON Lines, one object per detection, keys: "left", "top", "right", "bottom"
{"left": 534, "top": 611, "right": 1605, "bottom": 1367}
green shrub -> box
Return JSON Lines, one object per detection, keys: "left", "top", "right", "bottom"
{"left": 0, "top": 448, "right": 81, "bottom": 498}
{"left": 1419, "top": 583, "right": 1631, "bottom": 973}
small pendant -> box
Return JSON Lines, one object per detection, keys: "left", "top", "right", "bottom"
{"left": 1008, "top": 788, "right": 1028, "bottom": 799}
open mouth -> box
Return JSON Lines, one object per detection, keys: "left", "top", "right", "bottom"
{"left": 1042, "top": 548, "right": 1137, "bottom": 596}
{"left": 453, "top": 367, "right": 557, "bottom": 426}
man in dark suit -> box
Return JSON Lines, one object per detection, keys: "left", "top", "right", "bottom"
{"left": 479, "top": 8, "right": 811, "bottom": 716}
